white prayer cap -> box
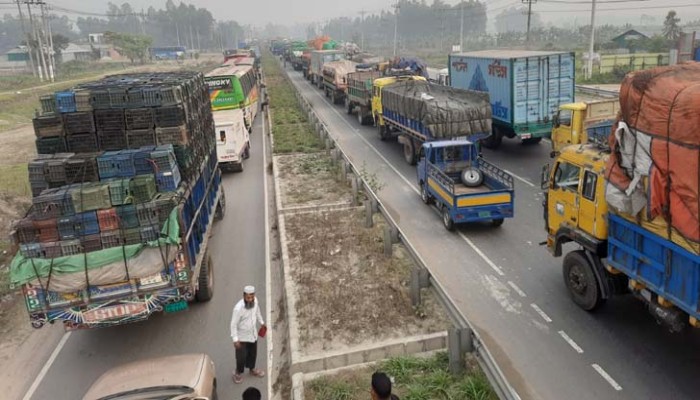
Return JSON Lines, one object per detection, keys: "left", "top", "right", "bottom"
{"left": 244, "top": 285, "right": 255, "bottom": 294}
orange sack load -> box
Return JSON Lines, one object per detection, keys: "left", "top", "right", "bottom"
{"left": 605, "top": 62, "right": 700, "bottom": 252}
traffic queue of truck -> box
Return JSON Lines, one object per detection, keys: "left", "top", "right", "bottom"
{"left": 275, "top": 38, "right": 700, "bottom": 332}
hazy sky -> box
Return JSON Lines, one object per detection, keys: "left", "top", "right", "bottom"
{"left": 43, "top": 0, "right": 700, "bottom": 29}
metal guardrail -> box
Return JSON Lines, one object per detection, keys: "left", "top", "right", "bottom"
{"left": 575, "top": 85, "right": 619, "bottom": 98}
{"left": 277, "top": 61, "right": 521, "bottom": 400}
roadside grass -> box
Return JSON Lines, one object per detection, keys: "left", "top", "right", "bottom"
{"left": 262, "top": 53, "right": 322, "bottom": 154}
{"left": 0, "top": 164, "right": 31, "bottom": 197}
{"left": 305, "top": 352, "right": 496, "bottom": 400}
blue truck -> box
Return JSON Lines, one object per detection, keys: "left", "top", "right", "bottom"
{"left": 449, "top": 50, "right": 575, "bottom": 149}
{"left": 418, "top": 140, "right": 514, "bottom": 230}
{"left": 374, "top": 78, "right": 493, "bottom": 165}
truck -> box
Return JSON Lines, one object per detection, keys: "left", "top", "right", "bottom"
{"left": 541, "top": 63, "right": 700, "bottom": 332}
{"left": 449, "top": 50, "right": 575, "bottom": 148}
{"left": 550, "top": 99, "right": 619, "bottom": 157}
{"left": 322, "top": 59, "right": 357, "bottom": 105}
{"left": 213, "top": 109, "right": 251, "bottom": 172}
{"left": 418, "top": 140, "right": 514, "bottom": 230}
{"left": 373, "top": 78, "right": 493, "bottom": 165}
{"left": 345, "top": 70, "right": 383, "bottom": 125}
{"left": 11, "top": 71, "right": 225, "bottom": 330}
{"left": 308, "top": 50, "right": 345, "bottom": 88}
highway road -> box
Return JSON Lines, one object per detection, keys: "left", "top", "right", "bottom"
{"left": 285, "top": 65, "right": 700, "bottom": 400}
{"left": 24, "top": 118, "right": 270, "bottom": 400}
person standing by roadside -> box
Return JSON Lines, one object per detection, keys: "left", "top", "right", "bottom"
{"left": 231, "top": 285, "right": 266, "bottom": 384}
{"left": 371, "top": 372, "right": 400, "bottom": 400}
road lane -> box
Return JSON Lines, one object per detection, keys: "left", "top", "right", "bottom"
{"left": 27, "top": 118, "right": 269, "bottom": 400}
{"left": 287, "top": 66, "right": 700, "bottom": 400}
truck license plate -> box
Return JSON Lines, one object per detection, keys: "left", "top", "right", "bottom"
{"left": 140, "top": 273, "right": 164, "bottom": 286}
{"left": 82, "top": 303, "right": 148, "bottom": 323}
{"left": 479, "top": 211, "right": 491, "bottom": 218}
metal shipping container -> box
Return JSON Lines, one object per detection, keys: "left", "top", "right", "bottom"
{"left": 449, "top": 50, "right": 575, "bottom": 145}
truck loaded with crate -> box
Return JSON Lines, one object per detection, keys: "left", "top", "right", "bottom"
{"left": 10, "top": 71, "right": 226, "bottom": 330}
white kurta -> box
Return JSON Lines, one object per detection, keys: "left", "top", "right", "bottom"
{"left": 230, "top": 298, "right": 264, "bottom": 343}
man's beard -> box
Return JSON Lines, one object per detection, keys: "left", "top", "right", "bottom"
{"left": 245, "top": 300, "right": 254, "bottom": 309}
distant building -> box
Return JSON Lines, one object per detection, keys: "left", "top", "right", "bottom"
{"left": 610, "top": 30, "right": 650, "bottom": 48}
{"left": 60, "top": 43, "right": 94, "bottom": 63}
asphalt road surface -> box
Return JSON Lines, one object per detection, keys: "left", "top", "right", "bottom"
{"left": 286, "top": 65, "right": 700, "bottom": 400}
{"left": 26, "top": 118, "right": 269, "bottom": 400}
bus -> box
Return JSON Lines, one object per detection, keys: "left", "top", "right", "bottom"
{"left": 204, "top": 64, "right": 259, "bottom": 172}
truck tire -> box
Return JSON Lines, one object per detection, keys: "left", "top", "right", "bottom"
{"left": 421, "top": 184, "right": 433, "bottom": 205}
{"left": 378, "top": 124, "right": 389, "bottom": 141}
{"left": 403, "top": 140, "right": 417, "bottom": 165}
{"left": 442, "top": 207, "right": 455, "bottom": 231}
{"left": 563, "top": 250, "right": 605, "bottom": 311}
{"left": 461, "top": 167, "right": 484, "bottom": 187}
{"left": 522, "top": 137, "right": 543, "bottom": 145}
{"left": 481, "top": 129, "right": 503, "bottom": 149}
{"left": 491, "top": 218, "right": 504, "bottom": 227}
{"left": 215, "top": 190, "right": 226, "bottom": 221}
{"left": 346, "top": 98, "right": 352, "bottom": 114}
{"left": 196, "top": 254, "right": 214, "bottom": 302}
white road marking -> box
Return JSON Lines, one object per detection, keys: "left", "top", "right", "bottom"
{"left": 295, "top": 77, "right": 511, "bottom": 280}
{"left": 22, "top": 331, "right": 72, "bottom": 400}
{"left": 508, "top": 281, "right": 527, "bottom": 297}
{"left": 502, "top": 169, "right": 536, "bottom": 188}
{"left": 558, "top": 330, "right": 584, "bottom": 354}
{"left": 530, "top": 303, "right": 553, "bottom": 323}
{"left": 262, "top": 95, "right": 274, "bottom": 396}
{"left": 592, "top": 364, "right": 623, "bottom": 391}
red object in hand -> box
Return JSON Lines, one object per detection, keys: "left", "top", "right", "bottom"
{"left": 258, "top": 326, "right": 267, "bottom": 338}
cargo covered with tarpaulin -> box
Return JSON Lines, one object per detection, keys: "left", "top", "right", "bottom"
{"left": 381, "top": 79, "right": 492, "bottom": 140}
{"left": 605, "top": 62, "right": 700, "bottom": 254}
{"left": 322, "top": 60, "right": 358, "bottom": 89}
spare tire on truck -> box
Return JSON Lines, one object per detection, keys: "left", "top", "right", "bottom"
{"left": 461, "top": 167, "right": 484, "bottom": 187}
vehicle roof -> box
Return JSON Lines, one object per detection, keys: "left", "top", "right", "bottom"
{"left": 453, "top": 49, "right": 572, "bottom": 59}
{"left": 205, "top": 64, "right": 252, "bottom": 78}
{"left": 82, "top": 353, "right": 208, "bottom": 400}
{"left": 311, "top": 49, "right": 344, "bottom": 54}
{"left": 374, "top": 75, "right": 426, "bottom": 87}
{"left": 559, "top": 144, "right": 609, "bottom": 172}
{"left": 560, "top": 102, "right": 588, "bottom": 111}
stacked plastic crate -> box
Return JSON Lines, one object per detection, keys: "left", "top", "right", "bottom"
{"left": 14, "top": 72, "right": 216, "bottom": 260}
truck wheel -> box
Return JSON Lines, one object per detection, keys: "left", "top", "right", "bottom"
{"left": 442, "top": 207, "right": 455, "bottom": 231}
{"left": 522, "top": 137, "right": 543, "bottom": 145}
{"left": 243, "top": 143, "right": 251, "bottom": 159}
{"left": 481, "top": 129, "right": 503, "bottom": 149}
{"left": 421, "top": 184, "right": 433, "bottom": 205}
{"left": 346, "top": 99, "right": 352, "bottom": 114}
{"left": 491, "top": 218, "right": 504, "bottom": 227}
{"left": 196, "top": 254, "right": 214, "bottom": 302}
{"left": 378, "top": 124, "right": 389, "bottom": 141}
{"left": 403, "top": 140, "right": 417, "bottom": 165}
{"left": 461, "top": 167, "right": 484, "bottom": 187}
{"left": 563, "top": 250, "right": 605, "bottom": 311}
{"left": 215, "top": 190, "right": 226, "bottom": 221}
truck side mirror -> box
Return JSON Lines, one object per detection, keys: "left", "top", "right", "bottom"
{"left": 540, "top": 163, "right": 551, "bottom": 190}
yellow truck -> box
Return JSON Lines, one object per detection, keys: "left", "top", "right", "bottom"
{"left": 550, "top": 99, "right": 619, "bottom": 157}
{"left": 371, "top": 75, "right": 426, "bottom": 141}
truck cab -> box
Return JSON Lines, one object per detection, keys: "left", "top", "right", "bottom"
{"left": 418, "top": 141, "right": 514, "bottom": 231}
{"left": 214, "top": 109, "right": 251, "bottom": 172}
{"left": 371, "top": 75, "right": 427, "bottom": 139}
{"left": 551, "top": 100, "right": 619, "bottom": 157}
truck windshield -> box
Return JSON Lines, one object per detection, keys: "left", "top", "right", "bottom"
{"left": 558, "top": 109, "right": 573, "bottom": 126}
{"left": 554, "top": 162, "right": 581, "bottom": 191}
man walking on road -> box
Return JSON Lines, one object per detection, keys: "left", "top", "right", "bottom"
{"left": 231, "top": 285, "right": 266, "bottom": 384}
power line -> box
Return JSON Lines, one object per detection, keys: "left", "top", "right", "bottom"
{"left": 535, "top": 2, "right": 700, "bottom": 12}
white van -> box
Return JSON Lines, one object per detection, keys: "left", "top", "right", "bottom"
{"left": 213, "top": 109, "right": 250, "bottom": 172}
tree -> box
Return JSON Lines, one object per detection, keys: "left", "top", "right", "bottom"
{"left": 52, "top": 34, "right": 70, "bottom": 58}
{"left": 104, "top": 31, "right": 152, "bottom": 64}
{"left": 663, "top": 10, "right": 681, "bottom": 40}
{"left": 495, "top": 6, "right": 542, "bottom": 33}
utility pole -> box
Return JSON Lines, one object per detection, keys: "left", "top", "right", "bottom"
{"left": 188, "top": 23, "right": 195, "bottom": 53}
{"left": 27, "top": 2, "right": 47, "bottom": 82}
{"left": 175, "top": 20, "right": 181, "bottom": 47}
{"left": 16, "top": 0, "right": 36, "bottom": 77}
{"left": 523, "top": 0, "right": 535, "bottom": 46}
{"left": 586, "top": 0, "right": 597, "bottom": 79}
{"left": 140, "top": 9, "right": 146, "bottom": 36}
{"left": 196, "top": 29, "right": 201, "bottom": 52}
{"left": 359, "top": 10, "right": 367, "bottom": 50}
{"left": 459, "top": 2, "right": 464, "bottom": 52}
{"left": 40, "top": 2, "right": 54, "bottom": 81}
{"left": 393, "top": 2, "right": 399, "bottom": 57}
